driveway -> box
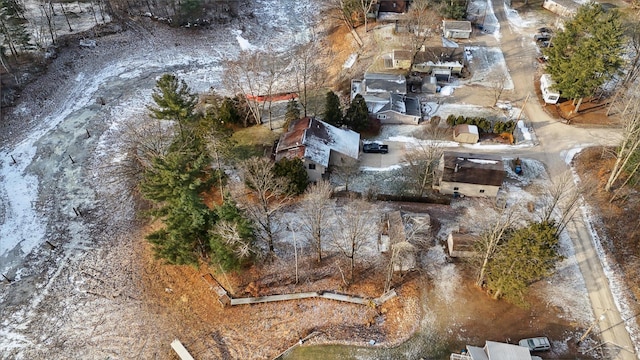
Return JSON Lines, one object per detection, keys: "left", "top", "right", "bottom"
{"left": 359, "top": 141, "right": 405, "bottom": 169}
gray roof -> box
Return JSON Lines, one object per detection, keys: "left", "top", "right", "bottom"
{"left": 364, "top": 73, "right": 407, "bottom": 95}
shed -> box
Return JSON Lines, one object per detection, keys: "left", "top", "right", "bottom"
{"left": 447, "top": 233, "right": 479, "bottom": 258}
{"left": 453, "top": 124, "right": 479, "bottom": 144}
{"left": 442, "top": 20, "right": 472, "bottom": 39}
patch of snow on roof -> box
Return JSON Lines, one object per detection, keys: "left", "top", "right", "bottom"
{"left": 468, "top": 125, "right": 479, "bottom": 134}
{"left": 465, "top": 158, "right": 498, "bottom": 165}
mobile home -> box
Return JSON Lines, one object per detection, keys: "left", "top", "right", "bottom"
{"left": 540, "top": 74, "right": 560, "bottom": 104}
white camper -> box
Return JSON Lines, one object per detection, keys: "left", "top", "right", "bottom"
{"left": 540, "top": 74, "right": 560, "bottom": 104}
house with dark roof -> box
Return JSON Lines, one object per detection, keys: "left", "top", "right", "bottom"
{"left": 435, "top": 152, "right": 505, "bottom": 197}
{"left": 274, "top": 117, "right": 360, "bottom": 182}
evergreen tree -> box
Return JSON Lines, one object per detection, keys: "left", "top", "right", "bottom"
{"left": 148, "top": 74, "right": 198, "bottom": 140}
{"left": 323, "top": 91, "right": 343, "bottom": 127}
{"left": 543, "top": 3, "right": 625, "bottom": 112}
{"left": 485, "top": 221, "right": 564, "bottom": 306}
{"left": 0, "top": 0, "right": 33, "bottom": 61}
{"left": 284, "top": 98, "right": 301, "bottom": 130}
{"left": 273, "top": 157, "right": 309, "bottom": 195}
{"left": 344, "top": 94, "right": 370, "bottom": 132}
{"left": 140, "top": 148, "right": 216, "bottom": 266}
{"left": 210, "top": 198, "right": 256, "bottom": 270}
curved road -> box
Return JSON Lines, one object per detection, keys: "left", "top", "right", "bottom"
{"left": 490, "top": 0, "right": 637, "bottom": 358}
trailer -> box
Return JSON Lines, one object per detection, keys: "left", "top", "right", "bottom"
{"left": 540, "top": 74, "right": 560, "bottom": 104}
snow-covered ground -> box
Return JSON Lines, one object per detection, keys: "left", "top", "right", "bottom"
{"left": 1, "top": 0, "right": 638, "bottom": 357}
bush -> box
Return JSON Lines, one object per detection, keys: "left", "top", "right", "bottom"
{"left": 446, "top": 115, "right": 457, "bottom": 127}
{"left": 273, "top": 157, "right": 309, "bottom": 195}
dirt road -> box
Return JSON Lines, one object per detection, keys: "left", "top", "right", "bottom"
{"left": 489, "top": 0, "right": 637, "bottom": 358}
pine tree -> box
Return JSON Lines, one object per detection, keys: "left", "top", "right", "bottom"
{"left": 0, "top": 0, "right": 33, "bottom": 61}
{"left": 273, "top": 157, "right": 309, "bottom": 195}
{"left": 485, "top": 221, "right": 564, "bottom": 306}
{"left": 344, "top": 94, "right": 370, "bottom": 132}
{"left": 140, "top": 148, "right": 216, "bottom": 265}
{"left": 323, "top": 91, "right": 343, "bottom": 127}
{"left": 147, "top": 74, "right": 198, "bottom": 140}
{"left": 284, "top": 98, "right": 301, "bottom": 130}
{"left": 543, "top": 3, "right": 624, "bottom": 112}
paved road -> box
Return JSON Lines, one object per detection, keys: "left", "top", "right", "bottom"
{"left": 489, "top": 0, "right": 637, "bottom": 358}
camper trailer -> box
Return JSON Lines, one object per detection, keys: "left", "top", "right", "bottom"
{"left": 540, "top": 74, "right": 560, "bottom": 104}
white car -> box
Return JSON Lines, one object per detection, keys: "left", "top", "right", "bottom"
{"left": 519, "top": 337, "right": 551, "bottom": 352}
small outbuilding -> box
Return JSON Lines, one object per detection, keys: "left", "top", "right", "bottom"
{"left": 453, "top": 124, "right": 479, "bottom": 144}
{"left": 442, "top": 20, "right": 472, "bottom": 39}
{"left": 447, "top": 233, "right": 479, "bottom": 258}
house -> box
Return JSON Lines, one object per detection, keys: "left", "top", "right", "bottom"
{"left": 352, "top": 73, "right": 421, "bottom": 124}
{"left": 373, "top": 93, "right": 421, "bottom": 124}
{"left": 453, "top": 124, "right": 479, "bottom": 144}
{"left": 412, "top": 47, "right": 466, "bottom": 77}
{"left": 542, "top": 0, "right": 578, "bottom": 17}
{"left": 361, "top": 72, "right": 407, "bottom": 97}
{"left": 435, "top": 152, "right": 506, "bottom": 197}
{"left": 442, "top": 20, "right": 472, "bottom": 39}
{"left": 451, "top": 340, "right": 538, "bottom": 360}
{"left": 274, "top": 117, "right": 360, "bottom": 182}
{"left": 447, "top": 232, "right": 479, "bottom": 258}
{"left": 385, "top": 48, "right": 466, "bottom": 77}
{"left": 377, "top": 0, "right": 409, "bottom": 13}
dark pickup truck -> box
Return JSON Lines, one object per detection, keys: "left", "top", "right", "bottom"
{"left": 362, "top": 143, "right": 389, "bottom": 154}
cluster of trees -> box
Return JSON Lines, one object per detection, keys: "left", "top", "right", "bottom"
{"left": 474, "top": 174, "right": 581, "bottom": 306}
{"left": 138, "top": 74, "right": 308, "bottom": 269}
{"left": 446, "top": 114, "right": 516, "bottom": 134}
{"left": 543, "top": 3, "right": 625, "bottom": 113}
{"left": 323, "top": 91, "right": 370, "bottom": 132}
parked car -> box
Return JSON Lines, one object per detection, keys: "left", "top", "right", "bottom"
{"left": 519, "top": 337, "right": 551, "bottom": 352}
{"left": 362, "top": 143, "right": 389, "bottom": 154}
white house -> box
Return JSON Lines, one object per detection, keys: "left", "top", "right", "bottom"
{"left": 274, "top": 117, "right": 360, "bottom": 182}
{"left": 451, "top": 340, "right": 540, "bottom": 360}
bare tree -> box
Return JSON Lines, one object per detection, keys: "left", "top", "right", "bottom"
{"left": 475, "top": 205, "right": 520, "bottom": 288}
{"left": 402, "top": 125, "right": 450, "bottom": 196}
{"left": 405, "top": 0, "right": 439, "bottom": 68}
{"left": 329, "top": 0, "right": 364, "bottom": 47}
{"left": 238, "top": 157, "right": 292, "bottom": 254}
{"left": 223, "top": 51, "right": 264, "bottom": 127}
{"left": 223, "top": 50, "right": 285, "bottom": 130}
{"left": 331, "top": 157, "right": 360, "bottom": 192}
{"left": 293, "top": 35, "right": 332, "bottom": 117}
{"left": 298, "top": 181, "right": 334, "bottom": 263}
{"left": 211, "top": 220, "right": 255, "bottom": 260}
{"left": 539, "top": 171, "right": 587, "bottom": 235}
{"left": 331, "top": 199, "right": 377, "bottom": 283}
{"left": 605, "top": 81, "right": 640, "bottom": 197}
{"left": 490, "top": 70, "right": 508, "bottom": 107}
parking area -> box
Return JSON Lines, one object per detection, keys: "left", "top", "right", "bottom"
{"left": 359, "top": 141, "right": 406, "bottom": 169}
